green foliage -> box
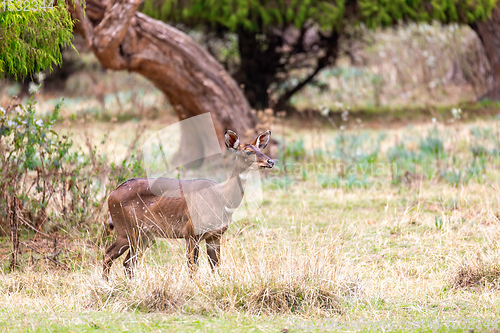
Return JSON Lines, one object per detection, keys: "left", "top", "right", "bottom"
{"left": 142, "top": 0, "right": 498, "bottom": 33}
{"left": 0, "top": 99, "right": 145, "bottom": 236}
{"left": 282, "top": 138, "right": 306, "bottom": 164}
{"left": 333, "top": 131, "right": 383, "bottom": 165}
{"left": 142, "top": 0, "right": 346, "bottom": 32}
{"left": 317, "top": 173, "right": 370, "bottom": 189}
{"left": 0, "top": 98, "right": 80, "bottom": 229}
{"left": 266, "top": 109, "right": 500, "bottom": 191}
{"left": 143, "top": 0, "right": 497, "bottom": 109}
{"left": 359, "top": 0, "right": 497, "bottom": 28}
{"left": 419, "top": 127, "right": 445, "bottom": 160}
{"left": 434, "top": 216, "right": 444, "bottom": 230}
{"left": 0, "top": 0, "right": 74, "bottom": 78}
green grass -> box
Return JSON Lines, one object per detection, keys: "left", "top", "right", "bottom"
{"left": 0, "top": 310, "right": 291, "bottom": 332}
{"left": 3, "top": 176, "right": 500, "bottom": 331}
{"left": 4, "top": 22, "right": 500, "bottom": 331}
{"left": 3, "top": 95, "right": 500, "bottom": 331}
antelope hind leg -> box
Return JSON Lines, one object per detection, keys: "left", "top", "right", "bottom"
{"left": 185, "top": 236, "right": 200, "bottom": 277}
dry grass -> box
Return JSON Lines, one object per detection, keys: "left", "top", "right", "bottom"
{"left": 2, "top": 25, "right": 500, "bottom": 331}
{"left": 450, "top": 250, "right": 500, "bottom": 290}
{"left": 1, "top": 117, "right": 500, "bottom": 330}
{"left": 0, "top": 233, "right": 354, "bottom": 323}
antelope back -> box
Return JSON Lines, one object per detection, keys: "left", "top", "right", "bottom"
{"left": 108, "top": 178, "right": 221, "bottom": 239}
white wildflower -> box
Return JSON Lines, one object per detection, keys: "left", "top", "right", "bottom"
{"left": 451, "top": 108, "right": 462, "bottom": 120}
{"left": 320, "top": 105, "right": 330, "bottom": 117}
{"left": 29, "top": 82, "right": 40, "bottom": 95}
{"left": 341, "top": 110, "right": 349, "bottom": 122}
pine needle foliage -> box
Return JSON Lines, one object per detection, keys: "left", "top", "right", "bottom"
{"left": 0, "top": 0, "right": 74, "bottom": 79}
{"left": 141, "top": 0, "right": 498, "bottom": 32}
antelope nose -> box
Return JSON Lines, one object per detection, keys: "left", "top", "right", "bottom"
{"left": 268, "top": 159, "right": 274, "bottom": 167}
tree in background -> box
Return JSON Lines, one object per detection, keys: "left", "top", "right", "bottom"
{"left": 471, "top": 0, "right": 500, "bottom": 101}
{"left": 0, "top": 0, "right": 74, "bottom": 79}
{"left": 141, "top": 0, "right": 497, "bottom": 110}
{"left": 2, "top": 0, "right": 497, "bottom": 147}
{"left": 66, "top": 0, "right": 258, "bottom": 156}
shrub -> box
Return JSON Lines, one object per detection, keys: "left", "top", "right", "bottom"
{"left": 0, "top": 99, "right": 145, "bottom": 269}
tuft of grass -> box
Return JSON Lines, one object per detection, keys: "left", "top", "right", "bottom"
{"left": 83, "top": 234, "right": 352, "bottom": 316}
{"left": 450, "top": 253, "right": 500, "bottom": 290}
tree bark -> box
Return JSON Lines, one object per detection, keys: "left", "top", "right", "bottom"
{"left": 471, "top": 2, "right": 500, "bottom": 101}
{"left": 66, "top": 0, "right": 257, "bottom": 149}
{"left": 233, "top": 29, "right": 282, "bottom": 110}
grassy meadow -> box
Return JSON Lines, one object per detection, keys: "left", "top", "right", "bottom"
{"left": 2, "top": 26, "right": 500, "bottom": 331}
{"left": 2, "top": 97, "right": 500, "bottom": 331}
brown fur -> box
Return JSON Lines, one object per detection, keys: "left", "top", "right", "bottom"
{"left": 102, "top": 130, "right": 273, "bottom": 280}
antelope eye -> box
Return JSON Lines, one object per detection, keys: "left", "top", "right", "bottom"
{"left": 245, "top": 151, "right": 253, "bottom": 156}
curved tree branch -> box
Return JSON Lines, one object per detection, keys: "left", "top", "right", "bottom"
{"left": 66, "top": 0, "right": 257, "bottom": 146}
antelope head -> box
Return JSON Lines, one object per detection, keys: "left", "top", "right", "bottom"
{"left": 224, "top": 130, "right": 274, "bottom": 170}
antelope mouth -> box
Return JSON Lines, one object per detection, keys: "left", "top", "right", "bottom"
{"left": 258, "top": 161, "right": 274, "bottom": 169}
{"left": 254, "top": 158, "right": 274, "bottom": 169}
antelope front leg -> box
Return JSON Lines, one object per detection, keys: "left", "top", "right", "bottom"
{"left": 123, "top": 248, "right": 137, "bottom": 279}
{"left": 206, "top": 236, "right": 221, "bottom": 272}
{"left": 185, "top": 236, "right": 200, "bottom": 276}
{"left": 103, "top": 237, "right": 130, "bottom": 281}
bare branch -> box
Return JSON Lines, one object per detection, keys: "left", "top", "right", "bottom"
{"left": 273, "top": 32, "right": 340, "bottom": 110}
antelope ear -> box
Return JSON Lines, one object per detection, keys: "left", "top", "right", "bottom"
{"left": 224, "top": 130, "right": 240, "bottom": 151}
{"left": 252, "top": 130, "right": 271, "bottom": 150}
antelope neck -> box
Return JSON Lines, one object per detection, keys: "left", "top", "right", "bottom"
{"left": 219, "top": 157, "right": 250, "bottom": 210}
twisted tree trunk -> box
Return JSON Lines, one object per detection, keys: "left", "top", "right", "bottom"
{"left": 66, "top": 0, "right": 257, "bottom": 149}
{"left": 471, "top": 1, "right": 500, "bottom": 101}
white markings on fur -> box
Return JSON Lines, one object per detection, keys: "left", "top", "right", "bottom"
{"left": 225, "top": 206, "right": 237, "bottom": 214}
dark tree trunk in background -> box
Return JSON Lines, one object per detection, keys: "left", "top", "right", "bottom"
{"left": 233, "top": 29, "right": 282, "bottom": 110}
{"left": 471, "top": 1, "right": 500, "bottom": 101}
{"left": 66, "top": 0, "right": 257, "bottom": 149}
{"left": 232, "top": 25, "right": 341, "bottom": 112}
{"left": 43, "top": 47, "right": 84, "bottom": 93}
